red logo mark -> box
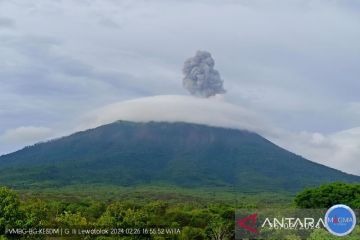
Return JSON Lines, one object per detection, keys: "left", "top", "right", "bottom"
{"left": 237, "top": 213, "right": 258, "bottom": 234}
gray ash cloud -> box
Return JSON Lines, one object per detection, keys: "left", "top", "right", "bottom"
{"left": 182, "top": 50, "right": 226, "bottom": 98}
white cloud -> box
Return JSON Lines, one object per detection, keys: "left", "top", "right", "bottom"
{"left": 0, "top": 126, "right": 53, "bottom": 144}
{"left": 78, "top": 94, "right": 276, "bottom": 136}
{"left": 1, "top": 0, "right": 359, "bottom": 135}
{"left": 270, "top": 128, "right": 360, "bottom": 175}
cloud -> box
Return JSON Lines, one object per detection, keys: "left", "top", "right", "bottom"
{"left": 1, "top": 0, "right": 359, "bottom": 133}
{"left": 0, "top": 0, "right": 359, "bottom": 174}
{"left": 78, "top": 94, "right": 275, "bottom": 136}
{"left": 269, "top": 128, "right": 360, "bottom": 175}
{"left": 80, "top": 95, "right": 360, "bottom": 175}
{"left": 182, "top": 51, "right": 226, "bottom": 98}
{"left": 0, "top": 17, "right": 14, "bottom": 28}
{"left": 0, "top": 33, "right": 179, "bottom": 99}
{"left": 0, "top": 126, "right": 53, "bottom": 144}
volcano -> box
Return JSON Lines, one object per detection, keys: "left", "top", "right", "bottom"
{"left": 0, "top": 121, "right": 358, "bottom": 192}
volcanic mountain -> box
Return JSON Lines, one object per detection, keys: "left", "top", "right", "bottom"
{"left": 0, "top": 121, "right": 358, "bottom": 192}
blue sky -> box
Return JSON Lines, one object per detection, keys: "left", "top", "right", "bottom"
{"left": 0, "top": 0, "right": 360, "bottom": 174}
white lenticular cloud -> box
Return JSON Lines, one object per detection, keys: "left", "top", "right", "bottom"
{"left": 0, "top": 126, "right": 53, "bottom": 144}
{"left": 78, "top": 94, "right": 273, "bottom": 136}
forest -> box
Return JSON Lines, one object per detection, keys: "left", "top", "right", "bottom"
{"left": 0, "top": 182, "right": 359, "bottom": 239}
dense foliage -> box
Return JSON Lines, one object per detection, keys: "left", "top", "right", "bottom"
{"left": 1, "top": 182, "right": 360, "bottom": 239}
{"left": 0, "top": 187, "right": 24, "bottom": 234}
{"left": 0, "top": 186, "right": 237, "bottom": 240}
{"left": 307, "top": 228, "right": 360, "bottom": 240}
{"left": 294, "top": 182, "right": 360, "bottom": 208}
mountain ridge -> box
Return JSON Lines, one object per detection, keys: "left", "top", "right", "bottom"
{"left": 0, "top": 121, "right": 358, "bottom": 192}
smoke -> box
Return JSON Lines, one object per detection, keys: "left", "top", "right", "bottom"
{"left": 182, "top": 50, "right": 226, "bottom": 98}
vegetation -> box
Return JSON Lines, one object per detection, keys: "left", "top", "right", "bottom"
{"left": 0, "top": 186, "right": 240, "bottom": 239}
{"left": 0, "top": 187, "right": 24, "bottom": 234}
{"left": 294, "top": 182, "right": 360, "bottom": 208}
{"left": 0, "top": 121, "right": 359, "bottom": 192}
{"left": 0, "top": 182, "right": 358, "bottom": 239}
{"left": 0, "top": 122, "right": 359, "bottom": 239}
{"left": 308, "top": 228, "right": 360, "bottom": 240}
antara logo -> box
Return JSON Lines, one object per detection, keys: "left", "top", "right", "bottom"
{"left": 237, "top": 213, "right": 258, "bottom": 234}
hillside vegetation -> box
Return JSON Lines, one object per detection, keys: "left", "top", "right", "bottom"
{"left": 0, "top": 121, "right": 359, "bottom": 192}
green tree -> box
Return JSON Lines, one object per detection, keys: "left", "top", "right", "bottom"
{"left": 308, "top": 228, "right": 360, "bottom": 240}
{"left": 98, "top": 202, "right": 147, "bottom": 228}
{"left": 179, "top": 226, "right": 205, "bottom": 240}
{"left": 294, "top": 182, "right": 360, "bottom": 208}
{"left": 0, "top": 187, "right": 24, "bottom": 234}
{"left": 85, "top": 201, "right": 106, "bottom": 222}
{"left": 205, "top": 216, "right": 232, "bottom": 240}
{"left": 97, "top": 202, "right": 150, "bottom": 239}
{"left": 143, "top": 201, "right": 168, "bottom": 226}
{"left": 166, "top": 209, "right": 192, "bottom": 227}
{"left": 22, "top": 199, "right": 49, "bottom": 228}
{"left": 56, "top": 211, "right": 87, "bottom": 227}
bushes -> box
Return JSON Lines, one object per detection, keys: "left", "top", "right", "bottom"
{"left": 294, "top": 182, "right": 360, "bottom": 208}
{"left": 0, "top": 186, "right": 234, "bottom": 239}
{"left": 0, "top": 187, "right": 24, "bottom": 233}
{"left": 3, "top": 182, "right": 358, "bottom": 239}
{"left": 308, "top": 228, "right": 360, "bottom": 240}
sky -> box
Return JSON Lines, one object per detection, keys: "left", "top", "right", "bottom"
{"left": 0, "top": 0, "right": 359, "bottom": 174}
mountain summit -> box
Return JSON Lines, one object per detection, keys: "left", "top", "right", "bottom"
{"left": 0, "top": 121, "right": 358, "bottom": 192}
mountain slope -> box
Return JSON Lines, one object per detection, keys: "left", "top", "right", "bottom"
{"left": 0, "top": 121, "right": 359, "bottom": 192}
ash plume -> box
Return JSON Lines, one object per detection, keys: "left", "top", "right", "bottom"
{"left": 182, "top": 50, "right": 226, "bottom": 98}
